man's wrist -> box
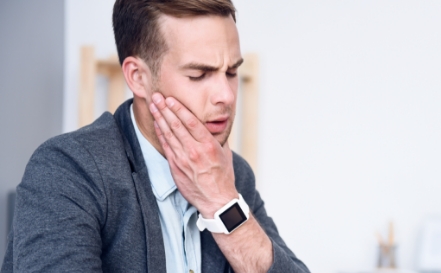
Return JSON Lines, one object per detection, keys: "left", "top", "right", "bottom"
{"left": 197, "top": 193, "right": 240, "bottom": 219}
{"left": 197, "top": 194, "right": 250, "bottom": 234}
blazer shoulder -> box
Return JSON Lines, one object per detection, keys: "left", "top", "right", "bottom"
{"left": 28, "top": 112, "right": 129, "bottom": 190}
{"left": 20, "top": 112, "right": 130, "bottom": 222}
{"left": 38, "top": 112, "right": 124, "bottom": 155}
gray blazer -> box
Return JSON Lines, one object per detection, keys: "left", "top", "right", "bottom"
{"left": 1, "top": 100, "right": 309, "bottom": 273}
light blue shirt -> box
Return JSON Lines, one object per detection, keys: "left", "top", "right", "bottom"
{"left": 131, "top": 105, "right": 201, "bottom": 273}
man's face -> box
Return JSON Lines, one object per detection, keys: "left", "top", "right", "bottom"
{"left": 153, "top": 14, "right": 242, "bottom": 145}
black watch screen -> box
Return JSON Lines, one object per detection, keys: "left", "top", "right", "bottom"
{"left": 219, "top": 202, "right": 247, "bottom": 232}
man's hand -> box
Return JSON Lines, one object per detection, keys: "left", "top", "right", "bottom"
{"left": 149, "top": 92, "right": 238, "bottom": 217}
{"left": 149, "top": 92, "right": 274, "bottom": 273}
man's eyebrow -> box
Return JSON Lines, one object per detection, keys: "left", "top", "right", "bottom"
{"left": 180, "top": 58, "right": 244, "bottom": 71}
{"left": 230, "top": 58, "right": 244, "bottom": 69}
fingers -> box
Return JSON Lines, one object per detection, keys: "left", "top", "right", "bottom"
{"left": 153, "top": 121, "right": 172, "bottom": 154}
{"left": 153, "top": 120, "right": 179, "bottom": 166}
{"left": 151, "top": 93, "right": 210, "bottom": 143}
{"left": 149, "top": 100, "right": 183, "bottom": 152}
{"left": 163, "top": 96, "right": 211, "bottom": 142}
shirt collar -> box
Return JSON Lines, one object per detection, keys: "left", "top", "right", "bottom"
{"left": 130, "top": 104, "right": 177, "bottom": 201}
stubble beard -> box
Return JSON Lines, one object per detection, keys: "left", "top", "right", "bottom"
{"left": 218, "top": 117, "right": 234, "bottom": 147}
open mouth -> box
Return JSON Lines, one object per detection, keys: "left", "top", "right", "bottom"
{"left": 205, "top": 118, "right": 228, "bottom": 134}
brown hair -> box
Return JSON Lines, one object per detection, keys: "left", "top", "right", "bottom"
{"left": 112, "top": 0, "right": 236, "bottom": 76}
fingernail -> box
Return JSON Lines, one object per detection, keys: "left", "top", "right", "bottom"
{"left": 165, "top": 98, "right": 174, "bottom": 107}
{"left": 149, "top": 103, "right": 158, "bottom": 113}
{"left": 152, "top": 93, "right": 161, "bottom": 104}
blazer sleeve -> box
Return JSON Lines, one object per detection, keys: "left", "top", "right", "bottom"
{"left": 11, "top": 137, "right": 107, "bottom": 272}
{"left": 252, "top": 190, "right": 310, "bottom": 273}
{"left": 233, "top": 153, "right": 310, "bottom": 273}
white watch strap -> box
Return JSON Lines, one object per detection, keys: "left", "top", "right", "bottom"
{"left": 196, "top": 194, "right": 249, "bottom": 233}
{"left": 196, "top": 214, "right": 225, "bottom": 233}
{"left": 238, "top": 194, "right": 250, "bottom": 215}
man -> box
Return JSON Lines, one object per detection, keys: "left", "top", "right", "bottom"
{"left": 2, "top": 0, "right": 309, "bottom": 272}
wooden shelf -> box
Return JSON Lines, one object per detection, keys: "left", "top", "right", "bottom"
{"left": 79, "top": 46, "right": 126, "bottom": 127}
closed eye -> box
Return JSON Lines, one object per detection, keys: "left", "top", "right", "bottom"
{"left": 189, "top": 73, "right": 206, "bottom": 81}
{"left": 226, "top": 72, "right": 237, "bottom": 78}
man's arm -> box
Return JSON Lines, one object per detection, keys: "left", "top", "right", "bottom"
{"left": 150, "top": 93, "right": 309, "bottom": 273}
{"left": 241, "top": 183, "right": 310, "bottom": 273}
{"left": 211, "top": 213, "right": 273, "bottom": 272}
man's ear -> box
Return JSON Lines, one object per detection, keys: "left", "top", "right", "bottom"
{"left": 122, "top": 56, "right": 153, "bottom": 99}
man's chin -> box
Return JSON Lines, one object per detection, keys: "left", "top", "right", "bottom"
{"left": 220, "top": 138, "right": 229, "bottom": 147}
{"left": 207, "top": 118, "right": 233, "bottom": 147}
{"left": 213, "top": 129, "right": 232, "bottom": 147}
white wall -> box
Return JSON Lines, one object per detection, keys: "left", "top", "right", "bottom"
{"left": 64, "top": 1, "right": 441, "bottom": 272}
{"left": 234, "top": 1, "right": 441, "bottom": 272}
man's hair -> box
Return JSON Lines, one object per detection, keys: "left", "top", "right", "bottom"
{"left": 112, "top": 0, "right": 236, "bottom": 76}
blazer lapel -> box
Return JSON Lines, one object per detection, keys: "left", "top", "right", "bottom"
{"left": 114, "top": 99, "right": 166, "bottom": 273}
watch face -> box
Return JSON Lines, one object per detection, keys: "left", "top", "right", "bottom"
{"left": 219, "top": 202, "right": 247, "bottom": 232}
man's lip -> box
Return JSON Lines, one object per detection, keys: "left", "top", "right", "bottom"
{"left": 205, "top": 116, "right": 229, "bottom": 134}
{"left": 207, "top": 116, "right": 229, "bottom": 123}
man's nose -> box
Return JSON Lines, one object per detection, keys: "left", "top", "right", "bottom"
{"left": 210, "top": 74, "right": 236, "bottom": 106}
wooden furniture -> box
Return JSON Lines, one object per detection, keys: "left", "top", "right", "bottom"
{"left": 229, "top": 53, "right": 260, "bottom": 174}
{"left": 78, "top": 46, "right": 259, "bottom": 173}
{"left": 78, "top": 46, "right": 126, "bottom": 127}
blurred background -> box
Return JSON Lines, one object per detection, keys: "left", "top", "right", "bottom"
{"left": 1, "top": 0, "right": 441, "bottom": 272}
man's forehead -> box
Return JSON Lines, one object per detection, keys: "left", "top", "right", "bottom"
{"left": 160, "top": 14, "right": 239, "bottom": 47}
{"left": 159, "top": 14, "right": 241, "bottom": 66}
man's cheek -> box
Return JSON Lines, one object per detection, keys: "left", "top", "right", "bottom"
{"left": 173, "top": 96, "right": 205, "bottom": 122}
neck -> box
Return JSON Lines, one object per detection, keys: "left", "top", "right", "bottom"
{"left": 132, "top": 96, "right": 165, "bottom": 157}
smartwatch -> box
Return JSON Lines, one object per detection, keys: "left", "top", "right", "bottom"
{"left": 196, "top": 194, "right": 250, "bottom": 234}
